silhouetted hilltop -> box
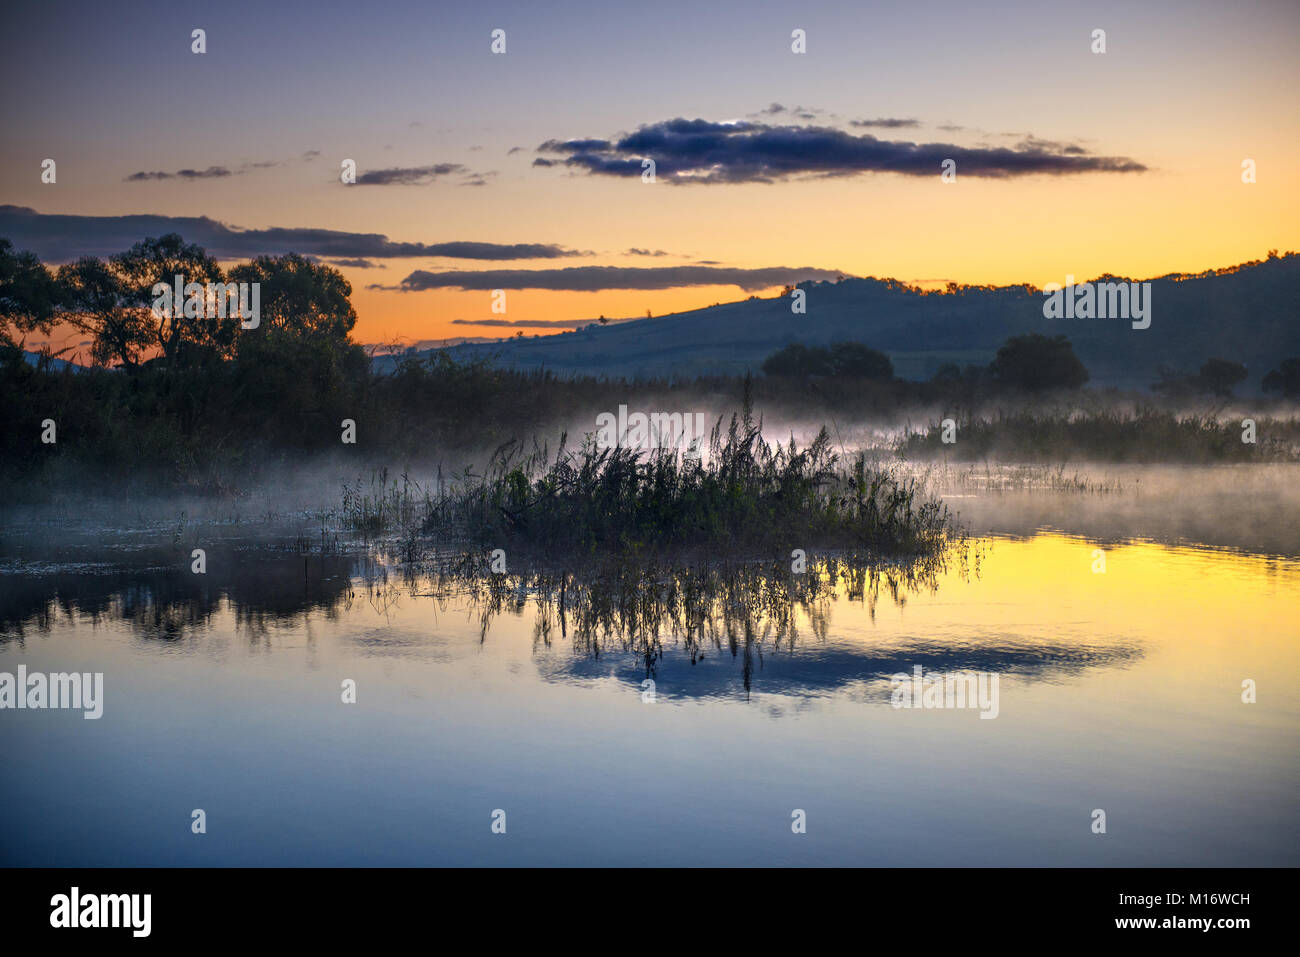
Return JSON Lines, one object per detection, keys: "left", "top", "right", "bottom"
{"left": 424, "top": 253, "right": 1299, "bottom": 392}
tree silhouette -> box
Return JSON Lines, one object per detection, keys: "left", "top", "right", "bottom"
{"left": 111, "top": 233, "right": 226, "bottom": 366}
{"left": 988, "top": 334, "right": 1089, "bottom": 391}
{"left": 1196, "top": 358, "right": 1247, "bottom": 398}
{"left": 761, "top": 342, "right": 893, "bottom": 379}
{"left": 0, "top": 239, "right": 60, "bottom": 349}
{"left": 56, "top": 257, "right": 148, "bottom": 367}
{"left": 1262, "top": 357, "right": 1300, "bottom": 399}
{"left": 828, "top": 342, "right": 892, "bottom": 379}
{"left": 228, "top": 253, "right": 356, "bottom": 343}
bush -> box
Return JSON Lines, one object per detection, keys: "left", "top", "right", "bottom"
{"left": 988, "top": 334, "right": 1089, "bottom": 391}
{"left": 761, "top": 341, "right": 893, "bottom": 380}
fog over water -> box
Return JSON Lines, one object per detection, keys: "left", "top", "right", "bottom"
{"left": 2, "top": 426, "right": 1297, "bottom": 866}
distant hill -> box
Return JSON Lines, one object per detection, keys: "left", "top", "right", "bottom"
{"left": 393, "top": 254, "right": 1299, "bottom": 392}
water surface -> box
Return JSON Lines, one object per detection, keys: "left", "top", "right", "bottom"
{"left": 2, "top": 467, "right": 1297, "bottom": 866}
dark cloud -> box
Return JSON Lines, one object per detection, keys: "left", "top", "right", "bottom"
{"left": 451, "top": 318, "right": 590, "bottom": 328}
{"left": 0, "top": 205, "right": 589, "bottom": 263}
{"left": 755, "top": 104, "right": 821, "bottom": 120}
{"left": 625, "top": 248, "right": 669, "bottom": 257}
{"left": 353, "top": 163, "right": 466, "bottom": 185}
{"left": 422, "top": 240, "right": 585, "bottom": 259}
{"left": 124, "top": 166, "right": 233, "bottom": 182}
{"left": 537, "top": 137, "right": 614, "bottom": 153}
{"left": 322, "top": 258, "right": 380, "bottom": 269}
{"left": 535, "top": 117, "right": 1147, "bottom": 183}
{"left": 389, "top": 264, "right": 848, "bottom": 292}
{"left": 1014, "top": 135, "right": 1088, "bottom": 155}
{"left": 129, "top": 152, "right": 330, "bottom": 180}
{"left": 850, "top": 118, "right": 920, "bottom": 128}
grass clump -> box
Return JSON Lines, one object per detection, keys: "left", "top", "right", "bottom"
{"left": 341, "top": 468, "right": 429, "bottom": 536}
{"left": 422, "top": 400, "right": 952, "bottom": 559}
{"left": 899, "top": 406, "right": 1300, "bottom": 463}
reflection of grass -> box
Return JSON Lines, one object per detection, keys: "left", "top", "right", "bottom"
{"left": 421, "top": 397, "right": 953, "bottom": 558}
{"left": 413, "top": 546, "right": 976, "bottom": 693}
{"left": 899, "top": 406, "right": 1300, "bottom": 463}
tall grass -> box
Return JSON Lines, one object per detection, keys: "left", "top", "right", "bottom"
{"left": 899, "top": 406, "right": 1300, "bottom": 463}
{"left": 340, "top": 468, "right": 429, "bottom": 536}
{"left": 420, "top": 398, "right": 952, "bottom": 558}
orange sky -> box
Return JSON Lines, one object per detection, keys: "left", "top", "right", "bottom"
{"left": 4, "top": 0, "right": 1298, "bottom": 349}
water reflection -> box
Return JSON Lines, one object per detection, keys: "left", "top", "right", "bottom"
{"left": 0, "top": 538, "right": 1143, "bottom": 701}
{"left": 0, "top": 546, "right": 357, "bottom": 642}
{"left": 1, "top": 522, "right": 1294, "bottom": 866}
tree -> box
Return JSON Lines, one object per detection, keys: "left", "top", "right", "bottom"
{"left": 224, "top": 256, "right": 367, "bottom": 442}
{"left": 227, "top": 253, "right": 357, "bottom": 344}
{"left": 988, "top": 334, "right": 1089, "bottom": 391}
{"left": 1196, "top": 358, "right": 1247, "bottom": 398}
{"left": 761, "top": 343, "right": 831, "bottom": 377}
{"left": 56, "top": 257, "right": 149, "bottom": 367}
{"left": 762, "top": 341, "right": 893, "bottom": 379}
{"left": 0, "top": 239, "right": 61, "bottom": 350}
{"left": 828, "top": 341, "right": 892, "bottom": 379}
{"left": 111, "top": 233, "right": 226, "bottom": 366}
{"left": 1262, "top": 357, "right": 1300, "bottom": 399}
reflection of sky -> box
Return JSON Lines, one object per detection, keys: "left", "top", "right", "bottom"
{"left": 1, "top": 532, "right": 1296, "bottom": 865}
{"left": 3, "top": 0, "right": 1297, "bottom": 340}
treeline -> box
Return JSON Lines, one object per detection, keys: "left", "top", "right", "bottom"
{"left": 762, "top": 335, "right": 1095, "bottom": 392}
{"left": 4, "top": 234, "right": 1300, "bottom": 498}
{"left": 2, "top": 234, "right": 373, "bottom": 493}
{"left": 761, "top": 334, "right": 1300, "bottom": 400}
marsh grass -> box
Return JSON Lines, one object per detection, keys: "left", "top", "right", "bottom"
{"left": 899, "top": 406, "right": 1300, "bottom": 463}
{"left": 420, "top": 399, "right": 953, "bottom": 560}
{"left": 340, "top": 467, "right": 430, "bottom": 537}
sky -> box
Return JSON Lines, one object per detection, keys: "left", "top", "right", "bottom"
{"left": 2, "top": 0, "right": 1298, "bottom": 346}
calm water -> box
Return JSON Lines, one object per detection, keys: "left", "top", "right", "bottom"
{"left": 2, "top": 467, "right": 1298, "bottom": 866}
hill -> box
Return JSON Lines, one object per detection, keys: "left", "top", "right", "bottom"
{"left": 411, "top": 253, "right": 1299, "bottom": 392}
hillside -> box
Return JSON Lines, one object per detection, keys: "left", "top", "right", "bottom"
{"left": 410, "top": 254, "right": 1300, "bottom": 391}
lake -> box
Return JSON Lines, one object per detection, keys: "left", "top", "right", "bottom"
{"left": 2, "top": 464, "right": 1297, "bottom": 866}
